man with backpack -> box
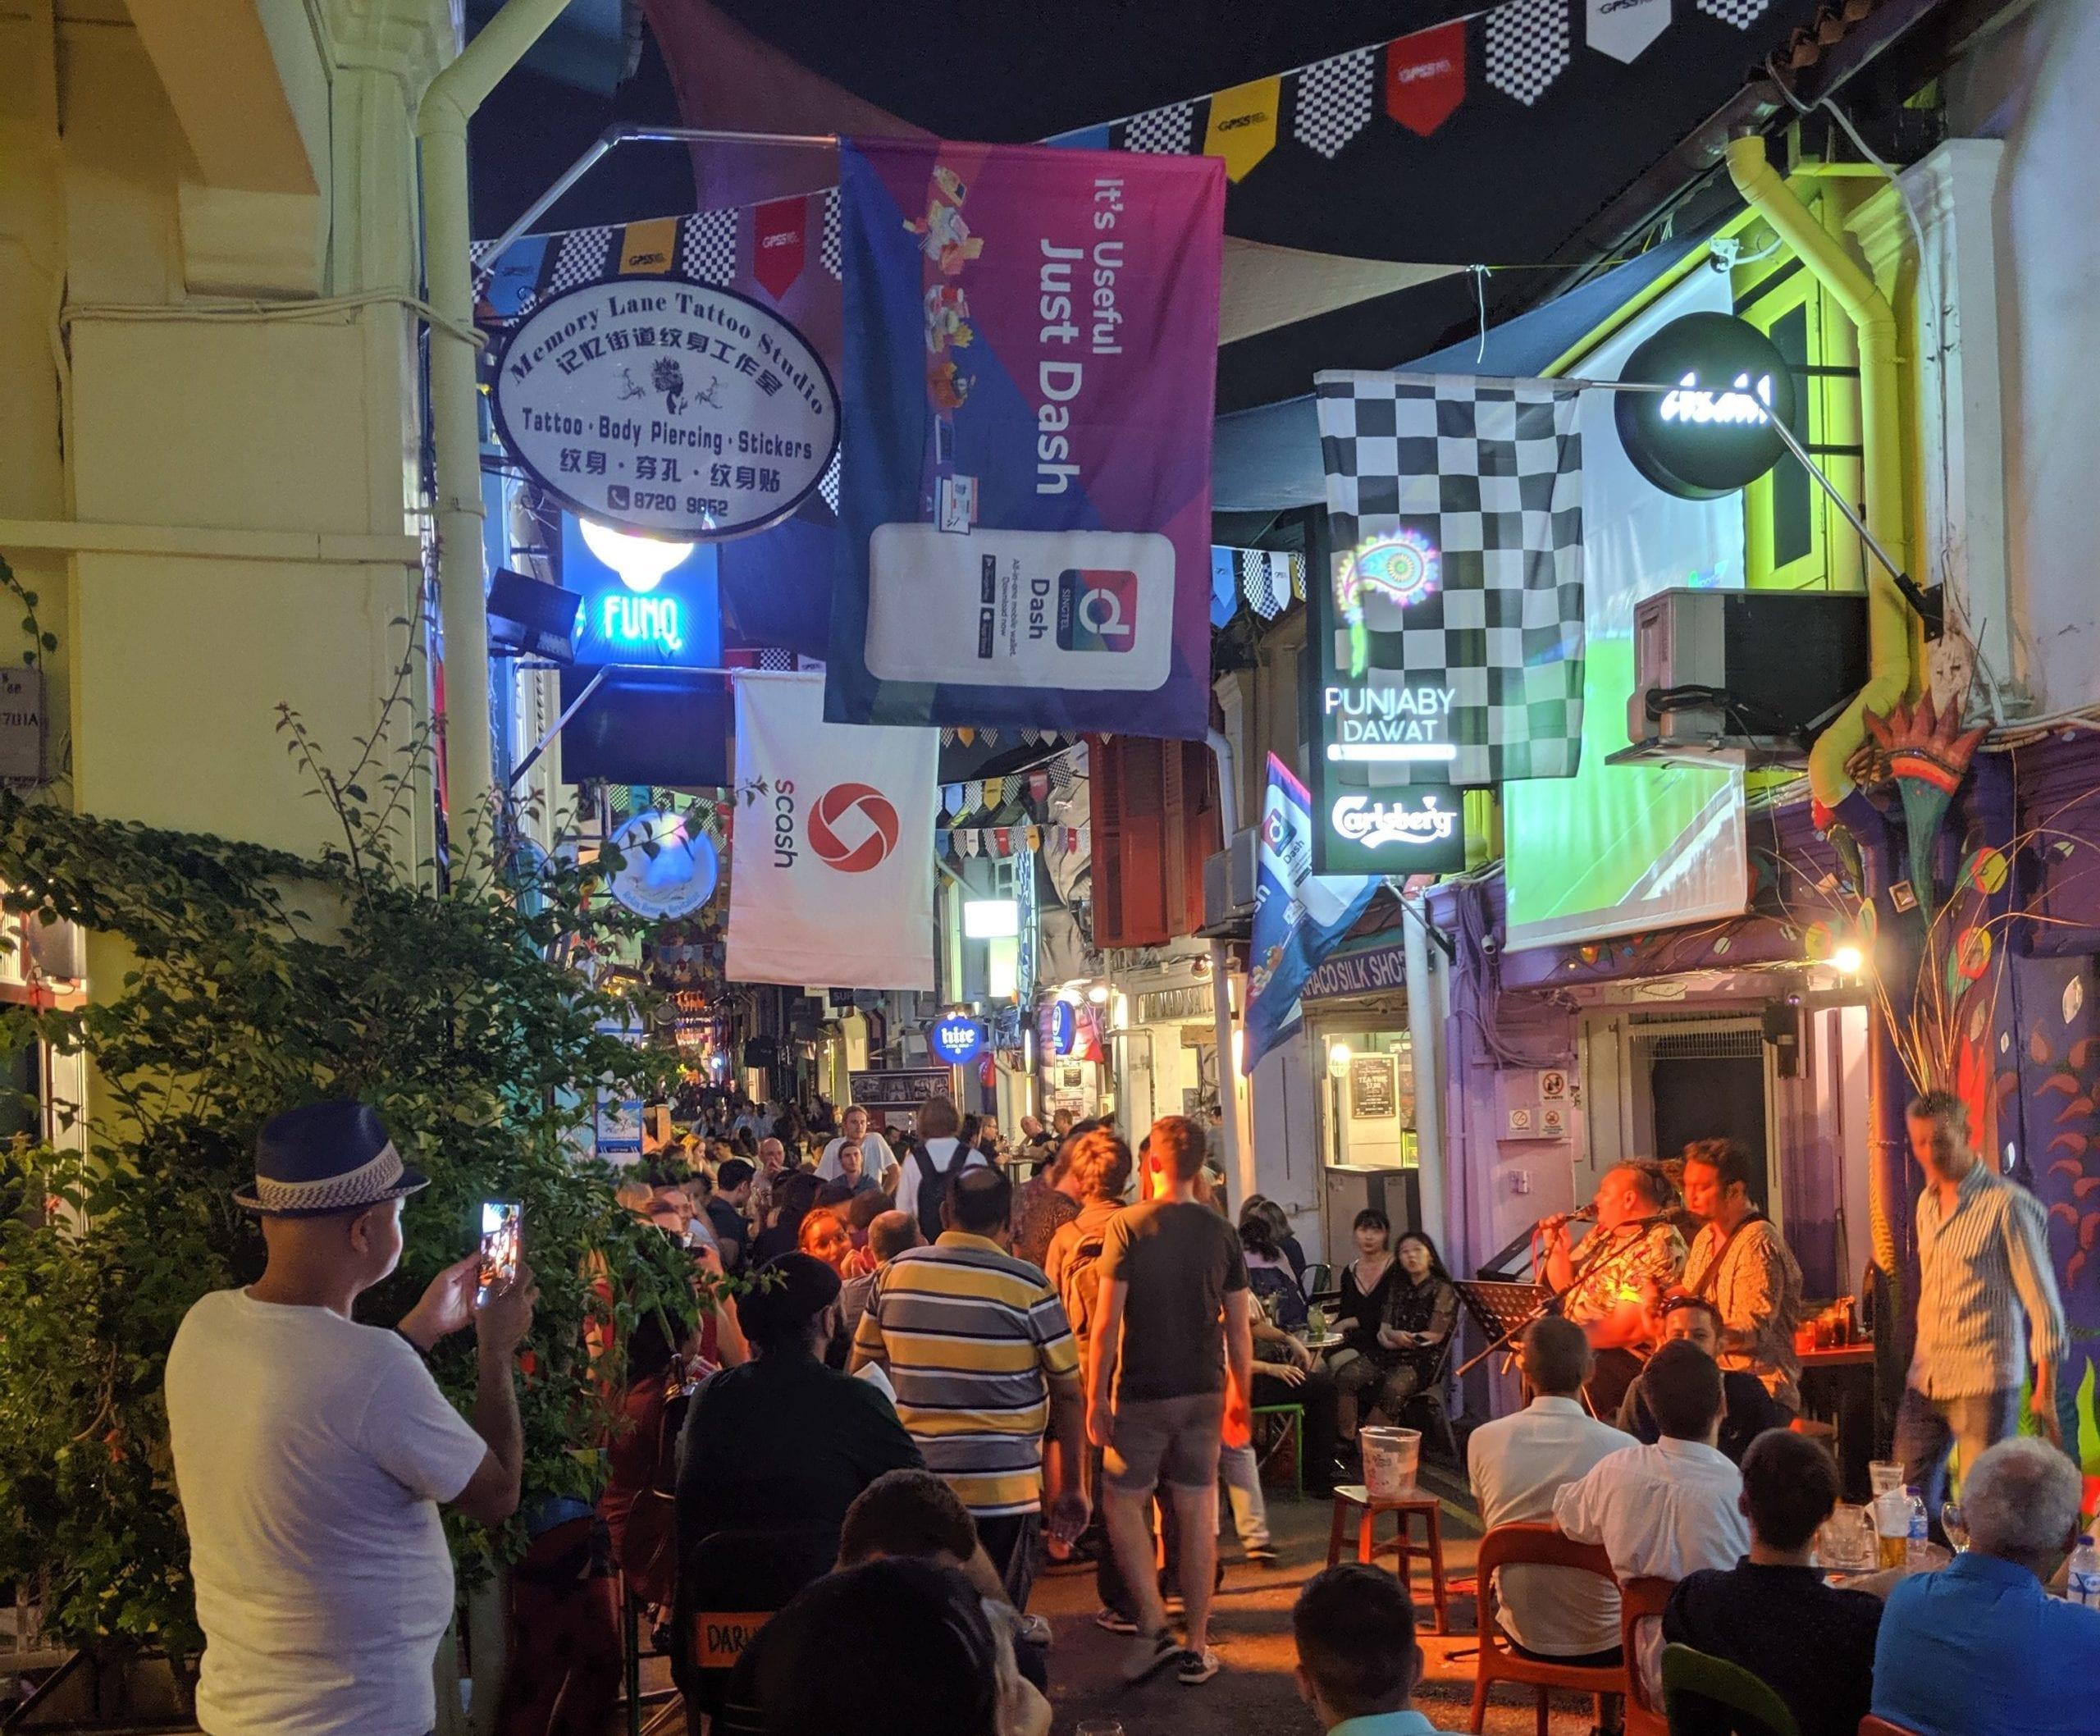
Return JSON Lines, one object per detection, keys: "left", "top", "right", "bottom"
{"left": 892, "top": 1096, "right": 990, "bottom": 1240}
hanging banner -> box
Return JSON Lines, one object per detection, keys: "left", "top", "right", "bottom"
{"left": 1203, "top": 76, "right": 1282, "bottom": 182}
{"left": 726, "top": 673, "right": 938, "bottom": 989}
{"left": 1312, "top": 372, "right": 1586, "bottom": 794}
{"left": 752, "top": 194, "right": 810, "bottom": 301}
{"left": 1587, "top": 0, "right": 1673, "bottom": 64}
{"left": 827, "top": 135, "right": 1223, "bottom": 740}
{"left": 1384, "top": 22, "right": 1468, "bottom": 137}
{"left": 1243, "top": 754, "right": 1377, "bottom": 1076}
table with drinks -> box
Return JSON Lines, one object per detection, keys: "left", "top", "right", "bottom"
{"left": 1796, "top": 1299, "right": 1878, "bottom": 1501}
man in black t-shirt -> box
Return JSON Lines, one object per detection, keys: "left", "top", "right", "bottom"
{"left": 1663, "top": 1429, "right": 1883, "bottom": 1736}
{"left": 1085, "top": 1116, "right": 1253, "bottom": 1688}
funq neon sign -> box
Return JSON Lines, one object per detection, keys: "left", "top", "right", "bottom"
{"left": 600, "top": 593, "right": 684, "bottom": 653}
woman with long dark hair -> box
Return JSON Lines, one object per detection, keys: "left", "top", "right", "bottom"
{"left": 1376, "top": 1230, "right": 1458, "bottom": 1405}
{"left": 1326, "top": 1209, "right": 1398, "bottom": 1450}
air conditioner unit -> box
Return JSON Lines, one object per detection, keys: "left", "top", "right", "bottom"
{"left": 1201, "top": 828, "right": 1259, "bottom": 932}
{"left": 1612, "top": 588, "right": 1871, "bottom": 769}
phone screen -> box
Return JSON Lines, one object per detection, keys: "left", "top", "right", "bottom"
{"left": 480, "top": 1200, "right": 522, "bottom": 1291}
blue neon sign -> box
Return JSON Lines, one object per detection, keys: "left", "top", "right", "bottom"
{"left": 562, "top": 514, "right": 719, "bottom": 669}
{"left": 929, "top": 1016, "right": 987, "bottom": 1066}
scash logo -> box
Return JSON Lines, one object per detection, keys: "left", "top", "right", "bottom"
{"left": 1332, "top": 793, "right": 1457, "bottom": 849}
{"left": 1391, "top": 57, "right": 1455, "bottom": 83}
{"left": 810, "top": 783, "right": 901, "bottom": 873}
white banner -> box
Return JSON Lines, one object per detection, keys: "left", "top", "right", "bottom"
{"left": 727, "top": 673, "right": 938, "bottom": 989}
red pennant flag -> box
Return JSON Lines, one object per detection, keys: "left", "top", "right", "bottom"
{"left": 993, "top": 826, "right": 1012, "bottom": 857}
{"left": 1385, "top": 21, "right": 1466, "bottom": 138}
{"left": 1028, "top": 770, "right": 1051, "bottom": 805}
{"left": 752, "top": 195, "right": 808, "bottom": 301}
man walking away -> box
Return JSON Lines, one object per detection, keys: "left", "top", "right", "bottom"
{"left": 853, "top": 1166, "right": 1088, "bottom": 1612}
{"left": 1086, "top": 1114, "right": 1253, "bottom": 1687}
{"left": 1895, "top": 1090, "right": 2066, "bottom": 1532}
{"left": 167, "top": 1103, "right": 534, "bottom": 1736}
{"left": 1293, "top": 1564, "right": 1436, "bottom": 1736}
{"left": 893, "top": 1095, "right": 990, "bottom": 1239}
{"left": 1467, "top": 1317, "right": 1632, "bottom": 1668}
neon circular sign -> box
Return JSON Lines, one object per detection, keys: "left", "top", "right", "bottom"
{"left": 1614, "top": 313, "right": 1798, "bottom": 500}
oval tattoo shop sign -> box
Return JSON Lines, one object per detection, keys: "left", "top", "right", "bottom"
{"left": 492, "top": 277, "right": 839, "bottom": 541}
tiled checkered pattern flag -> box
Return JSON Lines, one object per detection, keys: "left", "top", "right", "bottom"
{"left": 1293, "top": 47, "right": 1378, "bottom": 159}
{"left": 680, "top": 208, "right": 737, "bottom": 285}
{"left": 1313, "top": 371, "right": 1585, "bottom": 785}
{"left": 1122, "top": 102, "right": 1198, "bottom": 154}
{"left": 1486, "top": 0, "right": 1572, "bottom": 107}
{"left": 545, "top": 227, "right": 614, "bottom": 298}
{"left": 821, "top": 186, "right": 842, "bottom": 279}
{"left": 1696, "top": 0, "right": 1770, "bottom": 25}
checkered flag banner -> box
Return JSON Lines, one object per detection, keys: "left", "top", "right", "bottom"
{"left": 1293, "top": 47, "right": 1378, "bottom": 159}
{"left": 1696, "top": 0, "right": 1771, "bottom": 25}
{"left": 1313, "top": 371, "right": 1585, "bottom": 786}
{"left": 1486, "top": 0, "right": 1572, "bottom": 107}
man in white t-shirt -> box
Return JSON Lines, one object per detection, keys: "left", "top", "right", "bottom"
{"left": 167, "top": 1102, "right": 536, "bottom": 1736}
{"left": 816, "top": 1103, "right": 899, "bottom": 1184}
{"left": 892, "top": 1096, "right": 990, "bottom": 1229}
{"left": 1468, "top": 1317, "right": 1633, "bottom": 1664}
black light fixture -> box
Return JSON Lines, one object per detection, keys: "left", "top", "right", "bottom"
{"left": 487, "top": 568, "right": 585, "bottom": 663}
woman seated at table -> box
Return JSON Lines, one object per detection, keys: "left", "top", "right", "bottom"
{"left": 1248, "top": 1288, "right": 1341, "bottom": 1497}
{"left": 1326, "top": 1209, "right": 1398, "bottom": 1446}
{"left": 1240, "top": 1213, "right": 1310, "bottom": 1335}
{"left": 1332, "top": 1227, "right": 1457, "bottom": 1450}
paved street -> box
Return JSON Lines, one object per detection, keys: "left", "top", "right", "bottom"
{"left": 1034, "top": 1469, "right": 1605, "bottom": 1736}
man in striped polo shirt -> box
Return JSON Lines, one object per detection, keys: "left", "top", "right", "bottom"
{"left": 852, "top": 1164, "right": 1089, "bottom": 1610}
{"left": 1895, "top": 1090, "right": 2067, "bottom": 1532}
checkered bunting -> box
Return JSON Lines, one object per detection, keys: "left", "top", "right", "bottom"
{"left": 1696, "top": 0, "right": 1770, "bottom": 25}
{"left": 821, "top": 186, "right": 842, "bottom": 279}
{"left": 818, "top": 445, "right": 842, "bottom": 515}
{"left": 1292, "top": 47, "right": 1379, "bottom": 160}
{"left": 544, "top": 228, "right": 614, "bottom": 298}
{"left": 1314, "top": 372, "right": 1586, "bottom": 786}
{"left": 1122, "top": 101, "right": 1198, "bottom": 154}
{"left": 1486, "top": 0, "right": 1572, "bottom": 107}
{"left": 680, "top": 208, "right": 738, "bottom": 285}
{"left": 756, "top": 647, "right": 796, "bottom": 671}
{"left": 1237, "top": 549, "right": 1291, "bottom": 619}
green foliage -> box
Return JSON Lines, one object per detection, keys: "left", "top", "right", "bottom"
{"left": 0, "top": 552, "right": 59, "bottom": 667}
{"left": 0, "top": 646, "right": 687, "bottom": 1663}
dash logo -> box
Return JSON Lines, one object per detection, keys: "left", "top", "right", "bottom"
{"left": 1056, "top": 569, "right": 1139, "bottom": 654}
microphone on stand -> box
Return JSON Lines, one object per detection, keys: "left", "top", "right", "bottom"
{"left": 1538, "top": 1204, "right": 1597, "bottom": 1234}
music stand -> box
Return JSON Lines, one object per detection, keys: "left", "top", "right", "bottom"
{"left": 1453, "top": 1279, "right": 1559, "bottom": 1382}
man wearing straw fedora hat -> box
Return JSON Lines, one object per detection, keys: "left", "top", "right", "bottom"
{"left": 167, "top": 1101, "right": 536, "bottom": 1736}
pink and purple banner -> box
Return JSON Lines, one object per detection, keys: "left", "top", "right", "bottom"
{"left": 826, "top": 136, "right": 1224, "bottom": 741}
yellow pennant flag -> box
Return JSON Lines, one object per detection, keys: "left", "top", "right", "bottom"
{"left": 619, "top": 217, "right": 680, "bottom": 276}
{"left": 1204, "top": 76, "right": 1281, "bottom": 183}
{"left": 984, "top": 777, "right": 1006, "bottom": 808}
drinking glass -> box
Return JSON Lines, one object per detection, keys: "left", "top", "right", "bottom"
{"left": 1868, "top": 1460, "right": 1904, "bottom": 1498}
{"left": 1942, "top": 1501, "right": 1969, "bottom": 1552}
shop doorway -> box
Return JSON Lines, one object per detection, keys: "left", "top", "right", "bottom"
{"left": 1313, "top": 1026, "right": 1422, "bottom": 1266}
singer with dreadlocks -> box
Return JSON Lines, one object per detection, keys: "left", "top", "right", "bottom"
{"left": 1539, "top": 1160, "right": 1687, "bottom": 1418}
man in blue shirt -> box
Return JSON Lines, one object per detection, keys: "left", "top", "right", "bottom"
{"left": 1872, "top": 1436, "right": 2100, "bottom": 1735}
{"left": 1293, "top": 1563, "right": 1437, "bottom": 1736}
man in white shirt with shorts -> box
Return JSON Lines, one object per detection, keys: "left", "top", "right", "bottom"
{"left": 167, "top": 1102, "right": 536, "bottom": 1736}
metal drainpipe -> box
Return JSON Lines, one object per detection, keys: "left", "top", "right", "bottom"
{"left": 1726, "top": 134, "right": 1919, "bottom": 1313}
{"left": 1205, "top": 729, "right": 1252, "bottom": 1202}
{"left": 418, "top": 0, "right": 574, "bottom": 867}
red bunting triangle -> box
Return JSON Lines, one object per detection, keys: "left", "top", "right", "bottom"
{"left": 1385, "top": 21, "right": 1467, "bottom": 139}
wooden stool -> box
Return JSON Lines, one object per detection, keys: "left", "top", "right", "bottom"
{"left": 1326, "top": 1482, "right": 1448, "bottom": 1634}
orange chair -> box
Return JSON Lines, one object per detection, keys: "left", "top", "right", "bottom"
{"left": 1468, "top": 1522, "right": 1628, "bottom": 1736}
{"left": 1858, "top": 1720, "right": 1920, "bottom": 1735}
{"left": 1617, "top": 1576, "right": 1674, "bottom": 1736}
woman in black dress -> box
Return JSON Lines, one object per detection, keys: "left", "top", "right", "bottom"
{"left": 1373, "top": 1230, "right": 1459, "bottom": 1413}
{"left": 1326, "top": 1208, "right": 1399, "bottom": 1449}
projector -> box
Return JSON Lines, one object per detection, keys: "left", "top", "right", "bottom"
{"left": 1612, "top": 588, "right": 1870, "bottom": 769}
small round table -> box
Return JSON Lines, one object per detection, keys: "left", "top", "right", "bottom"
{"left": 1326, "top": 1482, "right": 1449, "bottom": 1634}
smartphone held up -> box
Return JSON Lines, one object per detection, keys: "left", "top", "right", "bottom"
{"left": 479, "top": 1200, "right": 522, "bottom": 1294}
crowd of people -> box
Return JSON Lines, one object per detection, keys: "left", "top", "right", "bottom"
{"left": 158, "top": 1084, "right": 2098, "bottom": 1736}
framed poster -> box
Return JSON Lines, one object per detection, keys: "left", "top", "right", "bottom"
{"left": 1350, "top": 1053, "right": 1397, "bottom": 1119}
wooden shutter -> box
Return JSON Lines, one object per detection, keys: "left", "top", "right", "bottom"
{"left": 1091, "top": 737, "right": 1170, "bottom": 948}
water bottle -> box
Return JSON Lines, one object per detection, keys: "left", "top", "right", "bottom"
{"left": 1904, "top": 1487, "right": 1929, "bottom": 1569}
{"left": 2068, "top": 1536, "right": 2100, "bottom": 1607}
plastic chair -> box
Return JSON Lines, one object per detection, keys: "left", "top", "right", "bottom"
{"left": 1301, "top": 1261, "right": 1335, "bottom": 1299}
{"left": 1618, "top": 1576, "right": 1675, "bottom": 1736}
{"left": 1468, "top": 1522, "right": 1625, "bottom": 1733}
{"left": 1250, "top": 1401, "right": 1306, "bottom": 1498}
{"left": 677, "top": 1527, "right": 836, "bottom": 1726}
{"left": 1396, "top": 1325, "right": 1463, "bottom": 1464}
{"left": 1659, "top": 1642, "right": 1801, "bottom": 1736}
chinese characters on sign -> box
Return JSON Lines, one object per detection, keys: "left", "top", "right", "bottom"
{"left": 492, "top": 277, "right": 839, "bottom": 541}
